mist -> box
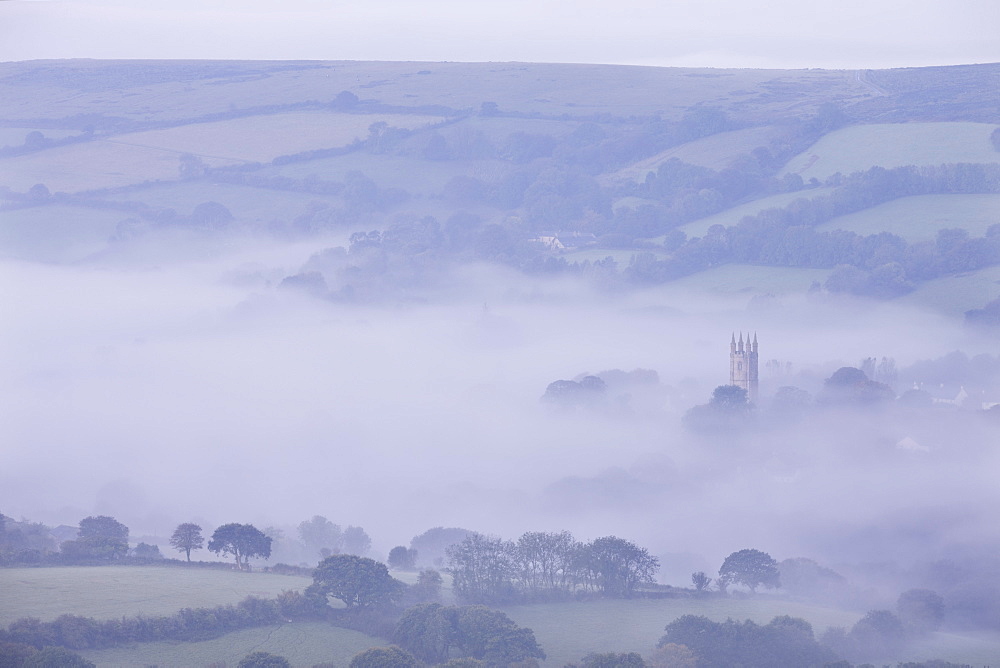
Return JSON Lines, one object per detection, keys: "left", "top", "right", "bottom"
{"left": 3, "top": 228, "right": 997, "bottom": 588}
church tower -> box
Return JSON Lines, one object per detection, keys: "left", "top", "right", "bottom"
{"left": 729, "top": 332, "right": 759, "bottom": 404}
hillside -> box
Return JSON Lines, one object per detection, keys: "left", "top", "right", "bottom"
{"left": 1, "top": 59, "right": 999, "bottom": 314}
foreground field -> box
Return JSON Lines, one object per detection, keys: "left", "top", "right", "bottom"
{"left": 0, "top": 566, "right": 311, "bottom": 625}
{"left": 816, "top": 193, "right": 1000, "bottom": 242}
{"left": 501, "top": 596, "right": 862, "bottom": 667}
{"left": 782, "top": 122, "right": 1000, "bottom": 181}
{"left": 78, "top": 621, "right": 379, "bottom": 668}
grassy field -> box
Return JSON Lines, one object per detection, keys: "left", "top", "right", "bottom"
{"left": 264, "top": 152, "right": 508, "bottom": 196}
{"left": 78, "top": 621, "right": 380, "bottom": 668}
{"left": 816, "top": 193, "right": 1000, "bottom": 242}
{"left": 898, "top": 265, "right": 1000, "bottom": 316}
{"left": 113, "top": 112, "right": 443, "bottom": 164}
{"left": 0, "top": 141, "right": 244, "bottom": 193}
{"left": 0, "top": 127, "right": 80, "bottom": 148}
{"left": 0, "top": 112, "right": 441, "bottom": 193}
{"left": 675, "top": 187, "right": 833, "bottom": 238}
{"left": 106, "top": 182, "right": 344, "bottom": 225}
{"left": 608, "top": 125, "right": 784, "bottom": 184}
{"left": 0, "top": 566, "right": 311, "bottom": 625}
{"left": 0, "top": 204, "right": 126, "bottom": 262}
{"left": 783, "top": 122, "right": 1000, "bottom": 181}
{"left": 501, "top": 597, "right": 861, "bottom": 667}
{"left": 661, "top": 263, "right": 829, "bottom": 297}
{"left": 0, "top": 60, "right": 866, "bottom": 125}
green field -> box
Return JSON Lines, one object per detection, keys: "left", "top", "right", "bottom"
{"left": 107, "top": 182, "right": 344, "bottom": 225}
{"left": 264, "top": 152, "right": 509, "bottom": 196}
{"left": 662, "top": 263, "right": 830, "bottom": 297}
{"left": 114, "top": 112, "right": 443, "bottom": 164}
{"left": 78, "top": 621, "right": 380, "bottom": 668}
{"left": 675, "top": 187, "right": 833, "bottom": 238}
{"left": 0, "top": 204, "right": 126, "bottom": 262}
{"left": 898, "top": 265, "right": 1000, "bottom": 316}
{"left": 0, "top": 566, "right": 311, "bottom": 625}
{"left": 816, "top": 193, "right": 1000, "bottom": 242}
{"left": 501, "top": 597, "right": 861, "bottom": 666}
{"left": 783, "top": 122, "right": 1000, "bottom": 181}
{"left": 609, "top": 125, "right": 785, "bottom": 184}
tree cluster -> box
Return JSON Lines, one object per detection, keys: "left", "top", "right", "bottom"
{"left": 393, "top": 603, "right": 545, "bottom": 666}
{"left": 446, "top": 532, "right": 658, "bottom": 604}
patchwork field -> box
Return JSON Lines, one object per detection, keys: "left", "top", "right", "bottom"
{"left": 782, "top": 122, "right": 1000, "bottom": 181}
{"left": 661, "top": 263, "right": 830, "bottom": 297}
{"left": 78, "top": 621, "right": 380, "bottom": 668}
{"left": 816, "top": 193, "right": 1000, "bottom": 242}
{"left": 0, "top": 204, "right": 127, "bottom": 262}
{"left": 106, "top": 182, "right": 344, "bottom": 225}
{"left": 0, "top": 141, "right": 244, "bottom": 193}
{"left": 501, "top": 596, "right": 862, "bottom": 667}
{"left": 609, "top": 125, "right": 785, "bottom": 184}
{"left": 112, "top": 112, "right": 444, "bottom": 164}
{"left": 675, "top": 187, "right": 833, "bottom": 238}
{"left": 0, "top": 566, "right": 311, "bottom": 625}
{"left": 898, "top": 265, "right": 1000, "bottom": 316}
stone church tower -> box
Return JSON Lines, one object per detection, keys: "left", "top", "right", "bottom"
{"left": 730, "top": 332, "right": 759, "bottom": 404}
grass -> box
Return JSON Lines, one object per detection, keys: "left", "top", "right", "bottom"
{"left": 0, "top": 204, "right": 125, "bottom": 263}
{"left": 816, "top": 193, "right": 1000, "bottom": 242}
{"left": 782, "top": 122, "right": 1000, "bottom": 181}
{"left": 0, "top": 127, "right": 80, "bottom": 148}
{"left": 0, "top": 112, "right": 441, "bottom": 193}
{"left": 78, "top": 621, "right": 380, "bottom": 668}
{"left": 675, "top": 188, "right": 833, "bottom": 238}
{"left": 897, "top": 265, "right": 1000, "bottom": 316}
{"left": 0, "top": 566, "right": 312, "bottom": 625}
{"left": 112, "top": 112, "right": 443, "bottom": 164}
{"left": 663, "top": 263, "right": 829, "bottom": 296}
{"left": 106, "top": 181, "right": 343, "bottom": 224}
{"left": 500, "top": 596, "right": 862, "bottom": 667}
{"left": 264, "top": 152, "right": 509, "bottom": 195}
{"left": 608, "top": 125, "right": 785, "bottom": 184}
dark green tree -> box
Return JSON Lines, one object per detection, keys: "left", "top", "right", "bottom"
{"left": 62, "top": 516, "right": 129, "bottom": 562}
{"left": 237, "top": 651, "right": 291, "bottom": 668}
{"left": 388, "top": 546, "right": 418, "bottom": 570}
{"left": 349, "top": 645, "right": 421, "bottom": 668}
{"left": 21, "top": 646, "right": 96, "bottom": 668}
{"left": 718, "top": 549, "right": 780, "bottom": 593}
{"left": 580, "top": 651, "right": 646, "bottom": 668}
{"left": 393, "top": 602, "right": 454, "bottom": 664}
{"left": 586, "top": 536, "right": 659, "bottom": 597}
{"left": 169, "top": 523, "right": 203, "bottom": 562}
{"left": 207, "top": 523, "right": 271, "bottom": 571}
{"left": 308, "top": 554, "right": 404, "bottom": 609}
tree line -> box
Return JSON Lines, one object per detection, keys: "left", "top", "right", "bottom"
{"left": 446, "top": 532, "right": 659, "bottom": 604}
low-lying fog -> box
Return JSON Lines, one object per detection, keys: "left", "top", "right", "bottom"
{"left": 2, "top": 232, "right": 998, "bottom": 584}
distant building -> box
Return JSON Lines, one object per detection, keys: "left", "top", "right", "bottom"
{"left": 730, "top": 332, "right": 759, "bottom": 404}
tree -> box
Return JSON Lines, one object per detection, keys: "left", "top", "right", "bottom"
{"left": 388, "top": 545, "right": 418, "bottom": 570}
{"left": 343, "top": 525, "right": 372, "bottom": 556}
{"left": 393, "top": 602, "right": 454, "bottom": 664}
{"left": 237, "top": 651, "right": 291, "bottom": 668}
{"left": 62, "top": 516, "right": 129, "bottom": 562}
{"left": 897, "top": 588, "right": 945, "bottom": 635}
{"left": 21, "top": 646, "right": 96, "bottom": 667}
{"left": 169, "top": 523, "right": 203, "bottom": 562}
{"left": 349, "top": 646, "right": 421, "bottom": 668}
{"left": 646, "top": 643, "right": 697, "bottom": 668}
{"left": 580, "top": 652, "right": 645, "bottom": 668}
{"left": 411, "top": 527, "right": 473, "bottom": 567}
{"left": 207, "top": 523, "right": 271, "bottom": 571}
{"left": 131, "top": 542, "right": 162, "bottom": 559}
{"left": 585, "top": 536, "right": 659, "bottom": 597}
{"left": 691, "top": 571, "right": 712, "bottom": 592}
{"left": 718, "top": 549, "right": 780, "bottom": 593}
{"left": 849, "top": 609, "right": 906, "bottom": 658}
{"left": 308, "top": 554, "right": 404, "bottom": 609}
{"left": 297, "top": 515, "right": 342, "bottom": 557}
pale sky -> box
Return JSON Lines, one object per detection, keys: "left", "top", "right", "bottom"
{"left": 1, "top": 0, "right": 998, "bottom": 69}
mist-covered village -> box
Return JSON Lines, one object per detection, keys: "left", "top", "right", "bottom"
{"left": 2, "top": 36, "right": 1000, "bottom": 668}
